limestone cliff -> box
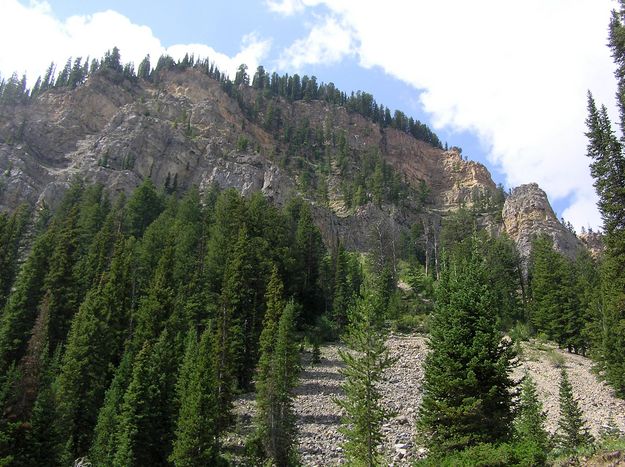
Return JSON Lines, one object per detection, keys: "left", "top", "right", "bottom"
{"left": 0, "top": 68, "right": 590, "bottom": 257}
{"left": 502, "top": 183, "right": 583, "bottom": 259}
{"left": 579, "top": 231, "right": 604, "bottom": 258}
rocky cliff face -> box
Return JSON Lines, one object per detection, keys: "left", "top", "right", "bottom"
{"left": 0, "top": 70, "right": 299, "bottom": 211}
{"left": 579, "top": 231, "right": 604, "bottom": 258}
{"left": 0, "top": 68, "right": 587, "bottom": 257}
{"left": 502, "top": 183, "right": 583, "bottom": 259}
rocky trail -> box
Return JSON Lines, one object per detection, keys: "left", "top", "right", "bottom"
{"left": 229, "top": 334, "right": 625, "bottom": 466}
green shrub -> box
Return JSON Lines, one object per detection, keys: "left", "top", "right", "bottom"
{"left": 311, "top": 341, "right": 321, "bottom": 364}
{"left": 418, "top": 440, "right": 552, "bottom": 466}
{"left": 417, "top": 442, "right": 518, "bottom": 466}
{"left": 536, "top": 332, "right": 549, "bottom": 344}
{"left": 510, "top": 322, "right": 531, "bottom": 342}
{"left": 546, "top": 349, "right": 566, "bottom": 369}
{"left": 315, "top": 314, "right": 340, "bottom": 342}
{"left": 391, "top": 313, "right": 428, "bottom": 334}
{"left": 236, "top": 136, "right": 249, "bottom": 152}
{"left": 512, "top": 439, "right": 549, "bottom": 466}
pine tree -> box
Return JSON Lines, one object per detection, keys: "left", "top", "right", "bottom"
{"left": 113, "top": 330, "right": 179, "bottom": 466}
{"left": 556, "top": 368, "right": 594, "bottom": 452}
{"left": 336, "top": 289, "right": 396, "bottom": 466}
{"left": 418, "top": 237, "right": 516, "bottom": 455}
{"left": 480, "top": 233, "right": 523, "bottom": 327}
{"left": 252, "top": 269, "right": 299, "bottom": 466}
{"left": 585, "top": 3, "right": 625, "bottom": 396}
{"left": 171, "top": 188, "right": 204, "bottom": 289}
{"left": 137, "top": 55, "right": 151, "bottom": 81}
{"left": 514, "top": 373, "right": 550, "bottom": 464}
{"left": 575, "top": 250, "right": 602, "bottom": 356}
{"left": 210, "top": 229, "right": 248, "bottom": 435}
{"left": 43, "top": 207, "right": 82, "bottom": 353}
{"left": 55, "top": 288, "right": 110, "bottom": 463}
{"left": 217, "top": 225, "right": 263, "bottom": 391}
{"left": 529, "top": 235, "right": 589, "bottom": 353}
{"left": 529, "top": 235, "right": 564, "bottom": 337}
{"left": 293, "top": 202, "right": 323, "bottom": 323}
{"left": 124, "top": 178, "right": 164, "bottom": 238}
{"left": 204, "top": 188, "right": 247, "bottom": 296}
{"left": 132, "top": 244, "right": 176, "bottom": 346}
{"left": 89, "top": 351, "right": 133, "bottom": 466}
{"left": 0, "top": 204, "right": 30, "bottom": 309}
{"left": 0, "top": 228, "right": 54, "bottom": 372}
{"left": 57, "top": 223, "right": 134, "bottom": 463}
{"left": 26, "top": 380, "right": 62, "bottom": 466}
{"left": 331, "top": 244, "right": 350, "bottom": 328}
{"left": 170, "top": 327, "right": 223, "bottom": 466}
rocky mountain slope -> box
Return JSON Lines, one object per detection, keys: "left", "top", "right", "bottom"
{"left": 0, "top": 67, "right": 587, "bottom": 256}
{"left": 228, "top": 335, "right": 625, "bottom": 466}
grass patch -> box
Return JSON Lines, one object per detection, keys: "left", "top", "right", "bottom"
{"left": 545, "top": 349, "right": 566, "bottom": 369}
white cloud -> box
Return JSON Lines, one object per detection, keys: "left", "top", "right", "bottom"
{"left": 0, "top": 0, "right": 270, "bottom": 84}
{"left": 265, "top": 0, "right": 306, "bottom": 16}
{"left": 166, "top": 34, "right": 271, "bottom": 79}
{"left": 278, "top": 0, "right": 617, "bottom": 230}
{"left": 561, "top": 188, "right": 603, "bottom": 233}
{"left": 277, "top": 15, "right": 354, "bottom": 70}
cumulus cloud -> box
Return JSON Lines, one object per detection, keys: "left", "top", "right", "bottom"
{"left": 0, "top": 0, "right": 270, "bottom": 84}
{"left": 265, "top": 0, "right": 306, "bottom": 16}
{"left": 166, "top": 34, "right": 271, "bottom": 79}
{"left": 277, "top": 16, "right": 354, "bottom": 70}
{"left": 277, "top": 0, "right": 616, "bottom": 230}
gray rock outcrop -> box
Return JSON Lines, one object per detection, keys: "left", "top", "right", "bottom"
{"left": 0, "top": 69, "right": 594, "bottom": 259}
{"left": 502, "top": 183, "right": 583, "bottom": 259}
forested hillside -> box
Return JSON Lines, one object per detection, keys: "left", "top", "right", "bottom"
{"left": 0, "top": 176, "right": 621, "bottom": 466}
{"left": 0, "top": 180, "right": 344, "bottom": 465}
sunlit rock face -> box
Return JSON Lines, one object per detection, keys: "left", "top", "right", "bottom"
{"left": 0, "top": 68, "right": 588, "bottom": 258}
{"left": 503, "top": 183, "right": 583, "bottom": 260}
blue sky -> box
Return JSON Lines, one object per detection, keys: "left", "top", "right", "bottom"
{"left": 0, "top": 0, "right": 619, "bottom": 230}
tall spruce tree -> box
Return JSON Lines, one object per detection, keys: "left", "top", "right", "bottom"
{"left": 54, "top": 234, "right": 135, "bottom": 465}
{"left": 170, "top": 327, "right": 223, "bottom": 466}
{"left": 219, "top": 226, "right": 261, "bottom": 391}
{"left": 55, "top": 287, "right": 113, "bottom": 463}
{"left": 124, "top": 178, "right": 164, "bottom": 239}
{"left": 418, "top": 237, "right": 516, "bottom": 456}
{"left": 529, "top": 235, "right": 592, "bottom": 353}
{"left": 556, "top": 368, "right": 594, "bottom": 452}
{"left": 43, "top": 207, "right": 82, "bottom": 353}
{"left": 336, "top": 289, "right": 396, "bottom": 466}
{"left": 0, "top": 204, "right": 30, "bottom": 309}
{"left": 252, "top": 269, "right": 299, "bottom": 466}
{"left": 529, "top": 235, "right": 564, "bottom": 337}
{"left": 24, "top": 349, "right": 63, "bottom": 467}
{"left": 113, "top": 330, "right": 179, "bottom": 466}
{"left": 0, "top": 228, "right": 54, "bottom": 372}
{"left": 26, "top": 382, "right": 62, "bottom": 466}
{"left": 270, "top": 300, "right": 300, "bottom": 463}
{"left": 514, "top": 373, "right": 550, "bottom": 464}
{"left": 585, "top": 2, "right": 625, "bottom": 396}
{"left": 294, "top": 202, "right": 324, "bottom": 322}
{"left": 89, "top": 351, "right": 134, "bottom": 466}
{"left": 132, "top": 245, "right": 176, "bottom": 346}
{"left": 252, "top": 267, "right": 284, "bottom": 460}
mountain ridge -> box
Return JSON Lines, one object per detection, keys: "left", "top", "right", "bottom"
{"left": 0, "top": 64, "right": 589, "bottom": 257}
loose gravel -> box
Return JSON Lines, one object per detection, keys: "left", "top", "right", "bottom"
{"left": 229, "top": 334, "right": 625, "bottom": 466}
